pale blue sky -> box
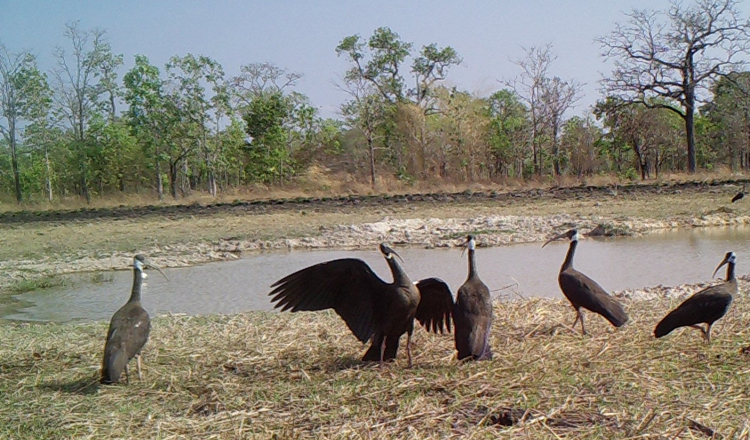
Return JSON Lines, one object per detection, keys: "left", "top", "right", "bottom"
{"left": 3, "top": 0, "right": 749, "bottom": 118}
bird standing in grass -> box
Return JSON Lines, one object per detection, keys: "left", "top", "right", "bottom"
{"left": 654, "top": 251, "right": 737, "bottom": 343}
{"left": 453, "top": 235, "right": 493, "bottom": 361}
{"left": 542, "top": 229, "right": 629, "bottom": 335}
{"left": 269, "top": 243, "right": 454, "bottom": 367}
{"left": 101, "top": 255, "right": 167, "bottom": 384}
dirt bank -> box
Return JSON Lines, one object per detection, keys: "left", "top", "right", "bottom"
{"left": 1, "top": 180, "right": 748, "bottom": 299}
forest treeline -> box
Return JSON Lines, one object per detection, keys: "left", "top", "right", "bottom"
{"left": 2, "top": 0, "right": 750, "bottom": 204}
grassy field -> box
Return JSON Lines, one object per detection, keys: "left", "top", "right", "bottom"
{"left": 2, "top": 179, "right": 750, "bottom": 438}
{"left": 1, "top": 297, "right": 749, "bottom": 439}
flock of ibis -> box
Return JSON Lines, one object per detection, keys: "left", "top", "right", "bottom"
{"left": 101, "top": 228, "right": 739, "bottom": 384}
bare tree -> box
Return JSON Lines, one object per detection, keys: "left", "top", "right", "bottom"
{"left": 53, "top": 22, "right": 120, "bottom": 203}
{"left": 598, "top": 0, "right": 750, "bottom": 173}
{"left": 338, "top": 76, "right": 386, "bottom": 188}
{"left": 540, "top": 76, "right": 583, "bottom": 176}
{"left": 229, "top": 62, "right": 302, "bottom": 109}
{"left": 507, "top": 44, "right": 554, "bottom": 176}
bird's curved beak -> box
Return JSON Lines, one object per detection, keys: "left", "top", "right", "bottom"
{"left": 380, "top": 244, "right": 404, "bottom": 263}
{"left": 145, "top": 260, "right": 169, "bottom": 281}
{"left": 542, "top": 232, "right": 568, "bottom": 248}
{"left": 712, "top": 255, "right": 730, "bottom": 279}
{"left": 460, "top": 236, "right": 471, "bottom": 258}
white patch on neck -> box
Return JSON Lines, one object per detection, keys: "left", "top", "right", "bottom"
{"left": 142, "top": 272, "right": 148, "bottom": 279}
{"left": 385, "top": 253, "right": 393, "bottom": 260}
{"left": 134, "top": 259, "right": 144, "bottom": 271}
{"left": 468, "top": 238, "right": 476, "bottom": 251}
{"left": 571, "top": 232, "right": 580, "bottom": 242}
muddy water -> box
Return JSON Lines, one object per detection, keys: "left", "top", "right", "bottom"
{"left": 4, "top": 226, "right": 750, "bottom": 323}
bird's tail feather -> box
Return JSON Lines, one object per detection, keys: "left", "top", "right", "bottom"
{"left": 600, "top": 296, "right": 629, "bottom": 327}
{"left": 101, "top": 350, "right": 128, "bottom": 384}
{"left": 654, "top": 311, "right": 681, "bottom": 338}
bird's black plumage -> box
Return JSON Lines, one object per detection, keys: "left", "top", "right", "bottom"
{"left": 101, "top": 255, "right": 166, "bottom": 384}
{"left": 731, "top": 185, "right": 745, "bottom": 203}
{"left": 269, "top": 243, "right": 454, "bottom": 366}
{"left": 654, "top": 251, "right": 737, "bottom": 343}
{"left": 453, "top": 235, "right": 493, "bottom": 361}
{"left": 543, "top": 229, "right": 628, "bottom": 335}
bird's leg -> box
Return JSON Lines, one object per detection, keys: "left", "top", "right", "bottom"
{"left": 379, "top": 337, "right": 386, "bottom": 369}
{"left": 690, "top": 324, "right": 708, "bottom": 341}
{"left": 578, "top": 309, "right": 587, "bottom": 336}
{"left": 571, "top": 310, "right": 580, "bottom": 330}
{"left": 136, "top": 354, "right": 143, "bottom": 380}
{"left": 406, "top": 331, "right": 413, "bottom": 368}
{"left": 706, "top": 324, "right": 713, "bottom": 344}
{"left": 124, "top": 363, "right": 130, "bottom": 384}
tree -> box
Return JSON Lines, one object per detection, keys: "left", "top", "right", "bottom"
{"left": 336, "top": 28, "right": 461, "bottom": 180}
{"left": 243, "top": 92, "right": 290, "bottom": 183}
{"left": 229, "top": 62, "right": 302, "bottom": 108}
{"left": 0, "top": 45, "right": 50, "bottom": 202}
{"left": 166, "top": 54, "right": 226, "bottom": 196}
{"left": 599, "top": 0, "right": 750, "bottom": 173}
{"left": 486, "top": 89, "right": 530, "bottom": 178}
{"left": 540, "top": 76, "right": 582, "bottom": 175}
{"left": 53, "top": 22, "right": 122, "bottom": 202}
{"left": 507, "top": 44, "right": 555, "bottom": 176}
{"left": 339, "top": 77, "right": 387, "bottom": 187}
{"left": 702, "top": 72, "right": 750, "bottom": 169}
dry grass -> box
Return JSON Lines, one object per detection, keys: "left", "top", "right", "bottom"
{"left": 2, "top": 296, "right": 750, "bottom": 439}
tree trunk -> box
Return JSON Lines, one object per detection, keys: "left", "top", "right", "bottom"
{"left": 156, "top": 159, "right": 164, "bottom": 201}
{"left": 9, "top": 124, "right": 22, "bottom": 203}
{"left": 685, "top": 94, "right": 696, "bottom": 173}
{"left": 367, "top": 133, "right": 376, "bottom": 189}
{"left": 45, "top": 145, "right": 53, "bottom": 202}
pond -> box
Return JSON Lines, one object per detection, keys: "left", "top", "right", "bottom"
{"left": 3, "top": 226, "right": 749, "bottom": 323}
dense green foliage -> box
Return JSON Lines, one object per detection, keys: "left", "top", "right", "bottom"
{"left": 1, "top": 5, "right": 750, "bottom": 203}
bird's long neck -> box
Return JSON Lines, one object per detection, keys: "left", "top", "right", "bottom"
{"left": 128, "top": 268, "right": 144, "bottom": 303}
{"left": 561, "top": 240, "right": 577, "bottom": 271}
{"left": 467, "top": 248, "right": 478, "bottom": 280}
{"left": 386, "top": 257, "right": 412, "bottom": 287}
{"left": 726, "top": 260, "right": 736, "bottom": 282}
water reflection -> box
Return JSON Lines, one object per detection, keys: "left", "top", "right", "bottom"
{"left": 4, "top": 226, "right": 749, "bottom": 323}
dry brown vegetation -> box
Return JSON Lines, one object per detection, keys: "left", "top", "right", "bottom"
{"left": 3, "top": 177, "right": 750, "bottom": 438}
{"left": 2, "top": 296, "right": 749, "bottom": 439}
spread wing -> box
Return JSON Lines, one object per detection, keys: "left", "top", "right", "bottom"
{"left": 269, "top": 258, "right": 386, "bottom": 343}
{"left": 415, "top": 277, "right": 454, "bottom": 334}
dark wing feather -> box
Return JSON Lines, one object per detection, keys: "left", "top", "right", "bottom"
{"left": 102, "top": 303, "right": 150, "bottom": 383}
{"left": 559, "top": 270, "right": 628, "bottom": 327}
{"left": 453, "top": 279, "right": 493, "bottom": 360}
{"left": 269, "top": 258, "right": 385, "bottom": 343}
{"left": 415, "top": 277, "right": 454, "bottom": 333}
{"left": 731, "top": 192, "right": 744, "bottom": 203}
{"left": 654, "top": 286, "right": 733, "bottom": 338}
